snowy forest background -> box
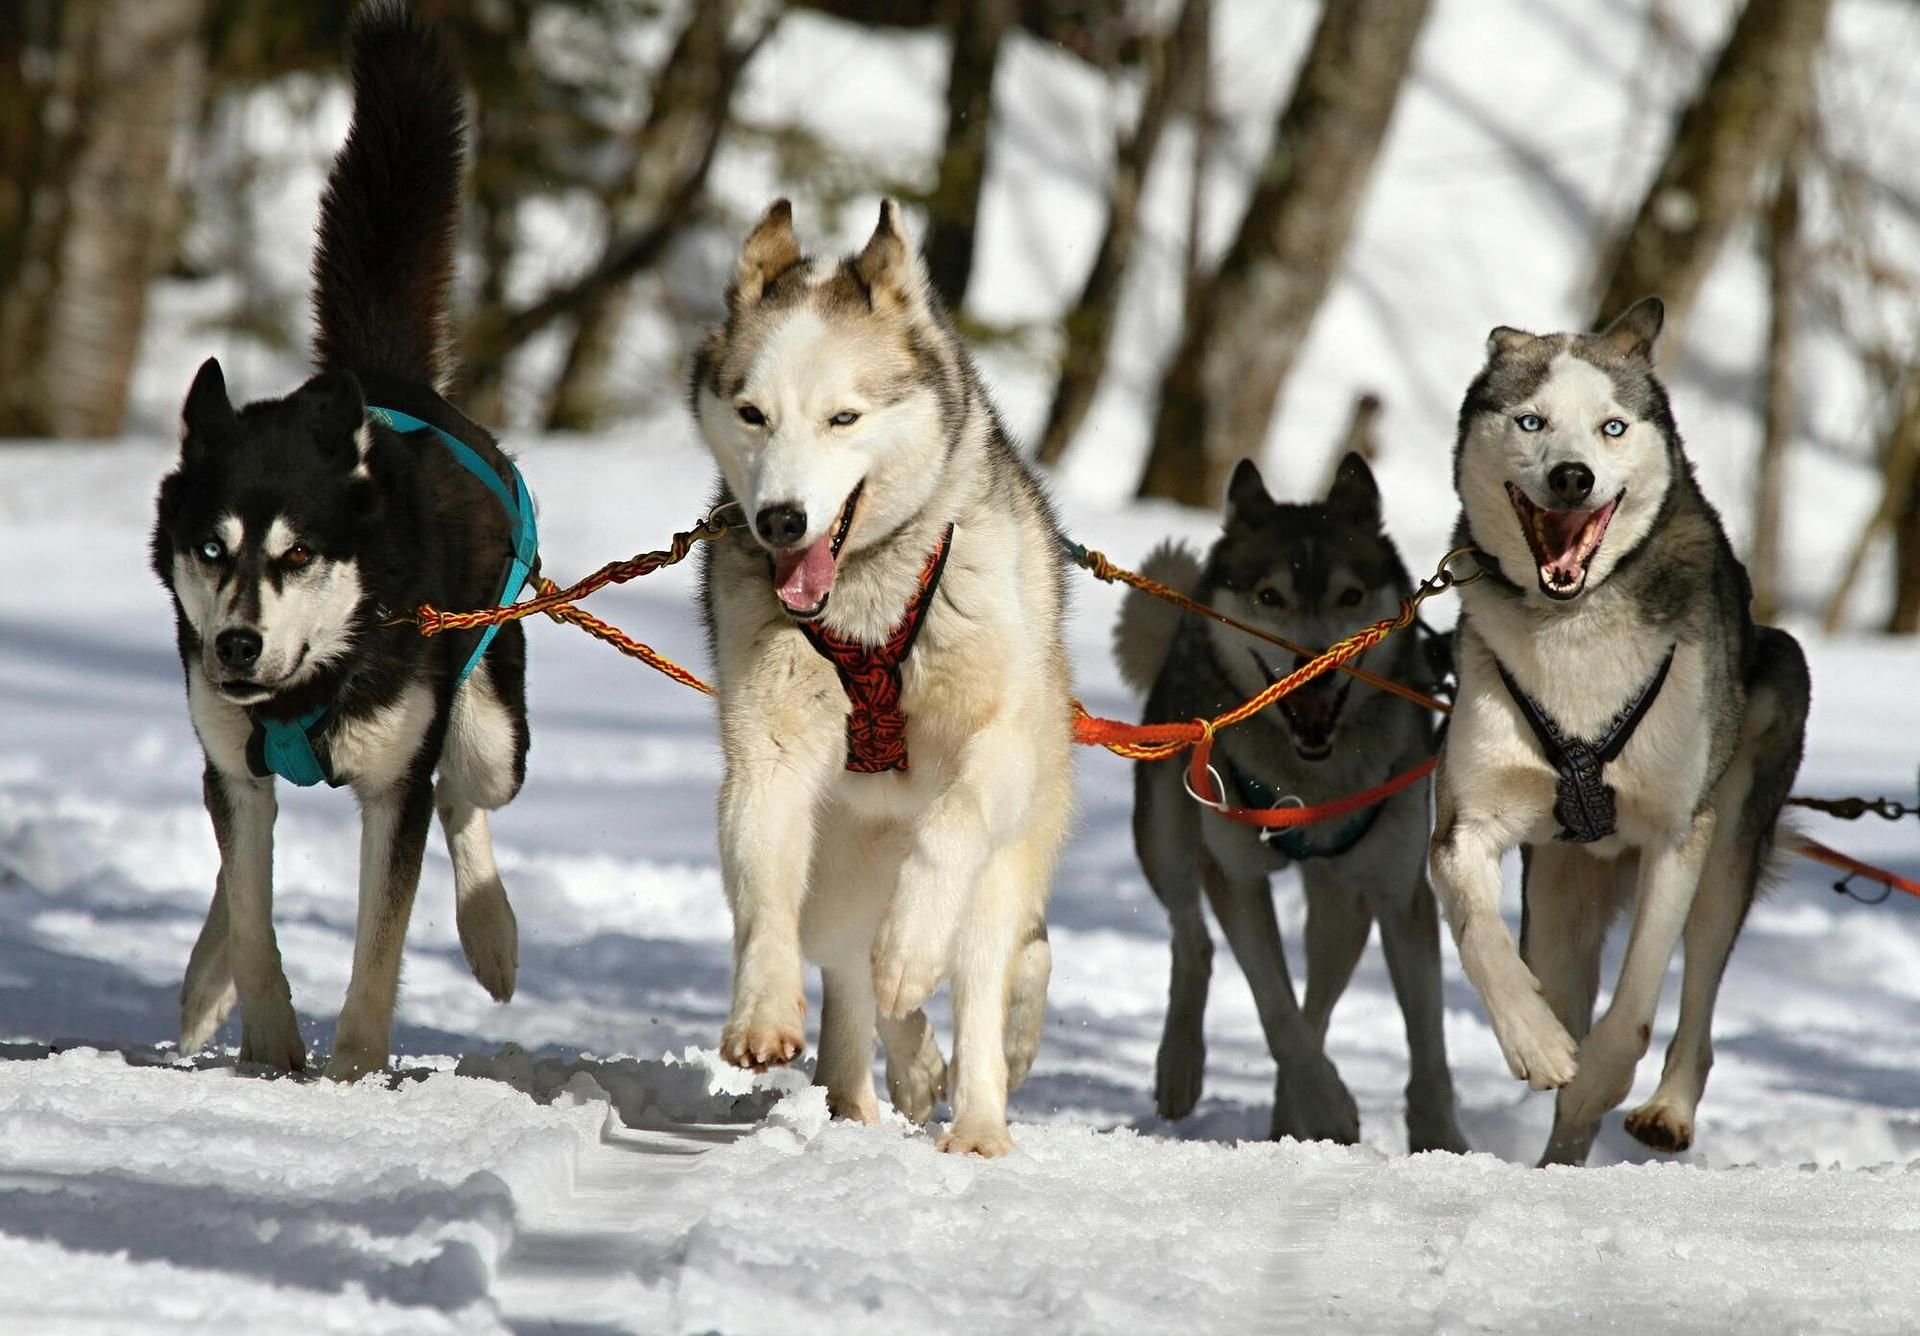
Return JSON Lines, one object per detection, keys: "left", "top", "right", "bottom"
{"left": 5, "top": 0, "right": 1920, "bottom": 629}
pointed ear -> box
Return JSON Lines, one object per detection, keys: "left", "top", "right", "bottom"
{"left": 181, "top": 358, "right": 234, "bottom": 460}
{"left": 1325, "top": 451, "right": 1381, "bottom": 527}
{"left": 1486, "top": 326, "right": 1535, "bottom": 360}
{"left": 855, "top": 199, "right": 925, "bottom": 314}
{"left": 1226, "top": 457, "right": 1272, "bottom": 519}
{"left": 730, "top": 198, "right": 801, "bottom": 308}
{"left": 1595, "top": 295, "right": 1665, "bottom": 361}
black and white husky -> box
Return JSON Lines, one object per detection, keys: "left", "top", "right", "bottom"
{"left": 151, "top": 3, "right": 533, "bottom": 1080}
{"left": 1116, "top": 455, "right": 1467, "bottom": 1152}
{"left": 1431, "top": 297, "right": 1809, "bottom": 1164}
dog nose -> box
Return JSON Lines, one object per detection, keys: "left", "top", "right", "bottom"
{"left": 755, "top": 504, "right": 808, "bottom": 547}
{"left": 1548, "top": 462, "right": 1595, "bottom": 506}
{"left": 215, "top": 628, "right": 263, "bottom": 671}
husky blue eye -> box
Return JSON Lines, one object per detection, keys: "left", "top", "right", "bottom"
{"left": 737, "top": 404, "right": 766, "bottom": 426}
{"left": 197, "top": 539, "right": 225, "bottom": 562}
{"left": 1602, "top": 417, "right": 1628, "bottom": 437}
{"left": 830, "top": 410, "right": 860, "bottom": 427}
{"left": 1516, "top": 413, "right": 1544, "bottom": 432}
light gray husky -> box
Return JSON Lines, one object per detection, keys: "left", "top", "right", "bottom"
{"left": 691, "top": 200, "right": 1072, "bottom": 1156}
{"left": 1431, "top": 296, "right": 1809, "bottom": 1165}
{"left": 1117, "top": 454, "right": 1467, "bottom": 1152}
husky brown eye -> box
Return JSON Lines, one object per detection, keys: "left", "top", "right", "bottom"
{"left": 737, "top": 404, "right": 766, "bottom": 426}
{"left": 282, "top": 544, "right": 313, "bottom": 569}
{"left": 1339, "top": 586, "right": 1363, "bottom": 608}
{"left": 1256, "top": 587, "right": 1286, "bottom": 608}
{"left": 829, "top": 410, "right": 860, "bottom": 427}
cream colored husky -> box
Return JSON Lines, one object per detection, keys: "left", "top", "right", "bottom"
{"left": 690, "top": 200, "right": 1072, "bottom": 1156}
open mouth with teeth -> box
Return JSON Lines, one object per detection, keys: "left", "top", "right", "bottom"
{"left": 1253, "top": 650, "right": 1353, "bottom": 762}
{"left": 770, "top": 480, "right": 864, "bottom": 620}
{"left": 1505, "top": 482, "right": 1622, "bottom": 600}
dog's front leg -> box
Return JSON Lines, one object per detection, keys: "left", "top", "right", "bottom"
{"left": 1557, "top": 809, "right": 1715, "bottom": 1126}
{"left": 1430, "top": 797, "right": 1578, "bottom": 1090}
{"left": 326, "top": 773, "right": 435, "bottom": 1081}
{"left": 870, "top": 732, "right": 1016, "bottom": 1019}
{"left": 203, "top": 765, "right": 305, "bottom": 1070}
{"left": 718, "top": 758, "right": 827, "bottom": 1069}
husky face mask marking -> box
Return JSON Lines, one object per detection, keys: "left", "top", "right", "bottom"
{"left": 693, "top": 200, "right": 951, "bottom": 618}
{"left": 1205, "top": 456, "right": 1405, "bottom": 762}
{"left": 1457, "top": 296, "right": 1673, "bottom": 602}
{"left": 155, "top": 357, "right": 374, "bottom": 701}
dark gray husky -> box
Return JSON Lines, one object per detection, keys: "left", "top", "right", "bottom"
{"left": 1116, "top": 454, "right": 1466, "bottom": 1151}
{"left": 1430, "top": 297, "right": 1809, "bottom": 1165}
{"left": 151, "top": 3, "right": 533, "bottom": 1079}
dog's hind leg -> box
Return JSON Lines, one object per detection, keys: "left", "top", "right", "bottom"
{"left": 1003, "top": 918, "right": 1051, "bottom": 1091}
{"left": 202, "top": 764, "right": 305, "bottom": 1071}
{"left": 1134, "top": 761, "right": 1211, "bottom": 1120}
{"left": 877, "top": 1009, "right": 946, "bottom": 1126}
{"left": 437, "top": 659, "right": 524, "bottom": 1003}
{"left": 179, "top": 871, "right": 237, "bottom": 1056}
{"left": 1526, "top": 846, "right": 1632, "bottom": 1165}
{"left": 818, "top": 967, "right": 881, "bottom": 1123}
{"left": 1202, "top": 854, "right": 1358, "bottom": 1145}
{"left": 327, "top": 771, "right": 436, "bottom": 1082}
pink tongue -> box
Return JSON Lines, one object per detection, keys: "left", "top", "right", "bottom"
{"left": 1538, "top": 509, "right": 1589, "bottom": 579}
{"left": 773, "top": 533, "right": 839, "bottom": 611}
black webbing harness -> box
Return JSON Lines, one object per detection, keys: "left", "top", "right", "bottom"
{"left": 1496, "top": 646, "right": 1676, "bottom": 843}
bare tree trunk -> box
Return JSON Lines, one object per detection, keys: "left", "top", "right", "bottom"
{"left": 545, "top": 0, "right": 736, "bottom": 431}
{"left": 923, "top": 0, "right": 1016, "bottom": 311}
{"left": 0, "top": 0, "right": 203, "bottom": 438}
{"left": 1136, "top": 0, "right": 1431, "bottom": 506}
{"left": 1889, "top": 379, "right": 1920, "bottom": 633}
{"left": 1035, "top": 0, "right": 1204, "bottom": 466}
{"left": 458, "top": 10, "right": 760, "bottom": 411}
{"left": 1182, "top": 18, "right": 1213, "bottom": 335}
{"left": 1749, "top": 151, "right": 1800, "bottom": 623}
{"left": 1590, "top": 0, "right": 1832, "bottom": 337}
{"left": 1822, "top": 366, "right": 1920, "bottom": 633}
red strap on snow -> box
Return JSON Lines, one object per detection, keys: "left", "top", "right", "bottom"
{"left": 1791, "top": 835, "right": 1920, "bottom": 901}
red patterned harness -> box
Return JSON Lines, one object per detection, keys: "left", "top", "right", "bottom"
{"left": 798, "top": 524, "right": 955, "bottom": 773}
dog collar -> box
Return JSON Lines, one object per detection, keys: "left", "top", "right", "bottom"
{"left": 245, "top": 401, "right": 538, "bottom": 788}
{"left": 798, "top": 525, "right": 954, "bottom": 774}
{"left": 1495, "top": 645, "right": 1675, "bottom": 843}
{"left": 1220, "top": 754, "right": 1383, "bottom": 861}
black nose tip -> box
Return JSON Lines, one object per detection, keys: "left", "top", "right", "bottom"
{"left": 215, "top": 628, "right": 263, "bottom": 671}
{"left": 755, "top": 504, "right": 808, "bottom": 547}
{"left": 1548, "top": 462, "right": 1595, "bottom": 506}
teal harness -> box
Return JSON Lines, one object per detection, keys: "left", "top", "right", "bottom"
{"left": 245, "top": 405, "right": 537, "bottom": 788}
{"left": 1220, "top": 755, "right": 1384, "bottom": 862}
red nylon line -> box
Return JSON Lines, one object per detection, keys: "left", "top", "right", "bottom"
{"left": 1791, "top": 836, "right": 1920, "bottom": 900}
{"left": 1186, "top": 737, "right": 1438, "bottom": 829}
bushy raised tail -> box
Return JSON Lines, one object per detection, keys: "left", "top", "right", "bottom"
{"left": 1112, "top": 541, "right": 1204, "bottom": 694}
{"left": 311, "top": 0, "right": 465, "bottom": 389}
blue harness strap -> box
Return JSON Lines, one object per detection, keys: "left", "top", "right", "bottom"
{"left": 249, "top": 406, "right": 538, "bottom": 788}
{"left": 365, "top": 405, "right": 539, "bottom": 691}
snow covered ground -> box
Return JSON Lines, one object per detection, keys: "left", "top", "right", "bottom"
{"left": 3, "top": 433, "right": 1918, "bottom": 1332}
{"left": 5, "top": 0, "right": 1920, "bottom": 1329}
